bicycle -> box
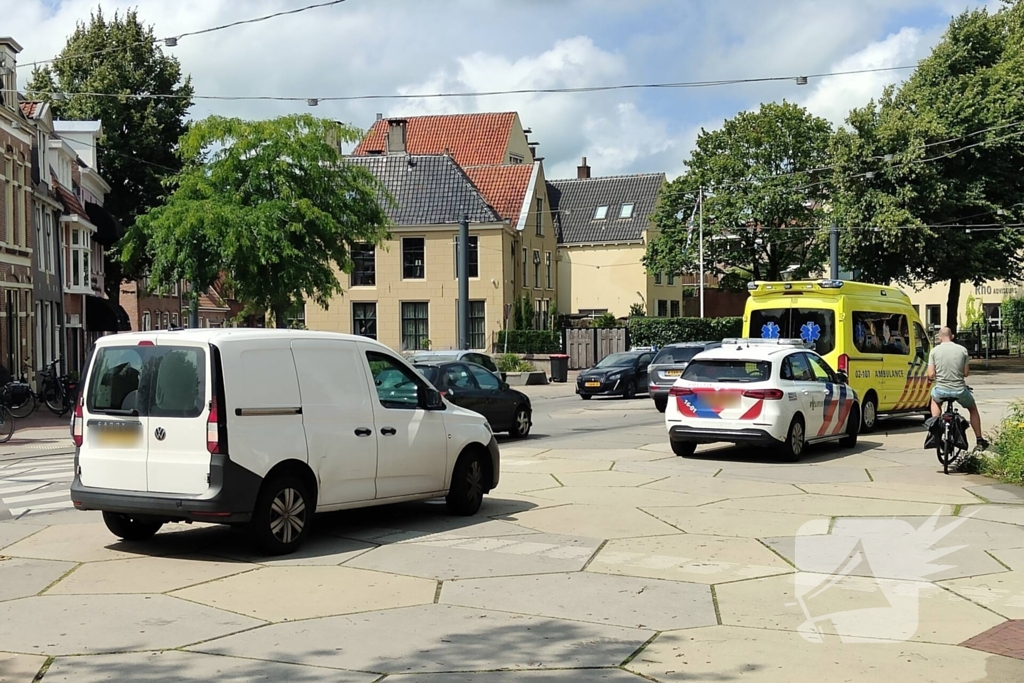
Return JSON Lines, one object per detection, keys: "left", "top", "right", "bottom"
{"left": 3, "top": 359, "right": 74, "bottom": 418}
{"left": 935, "top": 390, "right": 973, "bottom": 475}
{"left": 4, "top": 365, "right": 36, "bottom": 419}
{"left": 0, "top": 385, "right": 17, "bottom": 443}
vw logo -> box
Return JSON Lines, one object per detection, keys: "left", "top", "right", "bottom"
{"left": 154, "top": 427, "right": 166, "bottom": 441}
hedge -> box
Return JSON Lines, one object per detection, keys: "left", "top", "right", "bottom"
{"left": 496, "top": 330, "right": 561, "bottom": 354}
{"left": 627, "top": 316, "right": 743, "bottom": 347}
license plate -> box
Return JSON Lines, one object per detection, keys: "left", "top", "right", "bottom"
{"left": 665, "top": 370, "right": 682, "bottom": 377}
{"left": 585, "top": 382, "right": 601, "bottom": 388}
{"left": 95, "top": 427, "right": 141, "bottom": 448}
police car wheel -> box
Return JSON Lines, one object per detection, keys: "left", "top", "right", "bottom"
{"left": 779, "top": 417, "right": 805, "bottom": 462}
{"left": 671, "top": 440, "right": 697, "bottom": 458}
{"left": 839, "top": 407, "right": 860, "bottom": 448}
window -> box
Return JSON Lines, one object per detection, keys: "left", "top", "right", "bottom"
{"left": 545, "top": 252, "right": 552, "bottom": 289}
{"left": 522, "top": 247, "right": 527, "bottom": 285}
{"left": 35, "top": 205, "right": 44, "bottom": 269}
{"left": 913, "top": 322, "right": 931, "bottom": 363}
{"left": 351, "top": 244, "right": 376, "bottom": 286}
{"left": 44, "top": 211, "right": 55, "bottom": 274}
{"left": 536, "top": 197, "right": 544, "bottom": 236}
{"left": 670, "top": 300, "right": 680, "bottom": 318}
{"left": 654, "top": 272, "right": 662, "bottom": 285}
{"left": 444, "top": 363, "right": 478, "bottom": 390}
{"left": 804, "top": 353, "right": 837, "bottom": 383}
{"left": 70, "top": 228, "right": 91, "bottom": 289}
{"left": 667, "top": 273, "right": 675, "bottom": 286}
{"left": 163, "top": 312, "right": 171, "bottom": 329}
{"left": 402, "top": 237, "right": 425, "bottom": 279}
{"left": 453, "top": 236, "right": 479, "bottom": 279}
{"left": 142, "top": 311, "right": 151, "bottom": 331}
{"left": 653, "top": 345, "right": 703, "bottom": 364}
{"left": 366, "top": 351, "right": 422, "bottom": 409}
{"left": 171, "top": 313, "right": 179, "bottom": 328}
{"left": 533, "top": 250, "right": 540, "bottom": 288}
{"left": 4, "top": 155, "right": 12, "bottom": 242}
{"left": 468, "top": 363, "right": 501, "bottom": 390}
{"left": 852, "top": 312, "right": 909, "bottom": 355}
{"left": 594, "top": 206, "right": 608, "bottom": 220}
{"left": 455, "top": 300, "right": 486, "bottom": 350}
{"left": 749, "top": 307, "right": 837, "bottom": 356}
{"left": 401, "top": 302, "right": 429, "bottom": 351}
{"left": 509, "top": 153, "right": 524, "bottom": 164}
{"left": 926, "top": 304, "right": 941, "bottom": 330}
{"left": 657, "top": 300, "right": 668, "bottom": 317}
{"left": 16, "top": 154, "right": 26, "bottom": 247}
{"left": 353, "top": 302, "right": 377, "bottom": 340}
{"left": 780, "top": 354, "right": 813, "bottom": 381}
{"left": 683, "top": 360, "right": 772, "bottom": 383}
{"left": 86, "top": 345, "right": 207, "bottom": 418}
{"left": 619, "top": 203, "right": 635, "bottom": 219}
{"left": 984, "top": 303, "right": 1002, "bottom": 331}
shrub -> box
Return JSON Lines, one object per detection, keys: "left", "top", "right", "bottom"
{"left": 981, "top": 401, "right": 1024, "bottom": 485}
{"left": 627, "top": 316, "right": 743, "bottom": 347}
{"left": 497, "top": 353, "right": 534, "bottom": 373}
{"left": 629, "top": 303, "right": 647, "bottom": 317}
{"left": 592, "top": 313, "right": 619, "bottom": 328}
{"left": 496, "top": 330, "right": 560, "bottom": 354}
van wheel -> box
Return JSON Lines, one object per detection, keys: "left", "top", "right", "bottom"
{"left": 102, "top": 511, "right": 163, "bottom": 542}
{"left": 840, "top": 406, "right": 861, "bottom": 448}
{"left": 250, "top": 475, "right": 311, "bottom": 555}
{"left": 447, "top": 451, "right": 487, "bottom": 516}
{"left": 779, "top": 416, "right": 806, "bottom": 462}
{"left": 510, "top": 406, "right": 532, "bottom": 439}
{"left": 671, "top": 440, "right": 697, "bottom": 458}
{"left": 654, "top": 397, "right": 668, "bottom": 413}
{"left": 861, "top": 394, "right": 878, "bottom": 433}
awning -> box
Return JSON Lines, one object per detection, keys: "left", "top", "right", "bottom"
{"left": 86, "top": 295, "right": 131, "bottom": 332}
{"left": 85, "top": 202, "right": 124, "bottom": 247}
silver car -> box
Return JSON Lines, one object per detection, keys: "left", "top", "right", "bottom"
{"left": 648, "top": 341, "right": 721, "bottom": 412}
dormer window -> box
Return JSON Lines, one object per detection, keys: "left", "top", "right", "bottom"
{"left": 509, "top": 154, "right": 524, "bottom": 164}
{"left": 594, "top": 206, "right": 609, "bottom": 220}
{"left": 619, "top": 203, "right": 634, "bottom": 219}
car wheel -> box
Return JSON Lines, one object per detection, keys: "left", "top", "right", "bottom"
{"left": 839, "top": 406, "right": 860, "bottom": 448}
{"left": 249, "top": 475, "right": 311, "bottom": 555}
{"left": 654, "top": 397, "right": 668, "bottom": 413}
{"left": 861, "top": 394, "right": 878, "bottom": 433}
{"left": 671, "top": 440, "right": 697, "bottom": 457}
{"left": 779, "top": 416, "right": 806, "bottom": 461}
{"left": 447, "top": 450, "right": 487, "bottom": 516}
{"left": 102, "top": 511, "right": 163, "bottom": 542}
{"left": 623, "top": 380, "right": 637, "bottom": 400}
{"left": 580, "top": 394, "right": 592, "bottom": 401}
{"left": 511, "top": 405, "right": 532, "bottom": 438}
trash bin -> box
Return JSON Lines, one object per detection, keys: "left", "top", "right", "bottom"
{"left": 549, "top": 354, "right": 569, "bottom": 383}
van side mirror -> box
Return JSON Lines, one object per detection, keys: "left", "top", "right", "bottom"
{"left": 836, "top": 371, "right": 849, "bottom": 385}
{"left": 421, "top": 387, "right": 446, "bottom": 411}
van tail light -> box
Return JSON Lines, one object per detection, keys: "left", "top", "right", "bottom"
{"left": 71, "top": 397, "right": 84, "bottom": 447}
{"left": 207, "top": 396, "right": 220, "bottom": 454}
{"left": 837, "top": 354, "right": 849, "bottom": 373}
{"left": 669, "top": 386, "right": 694, "bottom": 397}
{"left": 743, "top": 389, "right": 785, "bottom": 400}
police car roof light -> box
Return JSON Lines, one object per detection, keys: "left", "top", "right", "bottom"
{"left": 721, "top": 338, "right": 809, "bottom": 348}
{"left": 819, "top": 279, "right": 845, "bottom": 289}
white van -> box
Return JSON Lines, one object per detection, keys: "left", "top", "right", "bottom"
{"left": 70, "top": 329, "right": 500, "bottom": 554}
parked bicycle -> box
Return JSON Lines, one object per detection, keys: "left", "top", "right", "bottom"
{"left": 3, "top": 359, "right": 77, "bottom": 419}
{"left": 0, "top": 386, "right": 16, "bottom": 443}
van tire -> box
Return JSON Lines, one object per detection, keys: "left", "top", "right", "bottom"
{"left": 654, "top": 397, "right": 668, "bottom": 413}
{"left": 102, "top": 511, "right": 163, "bottom": 542}
{"left": 249, "top": 475, "right": 311, "bottom": 555}
{"left": 861, "top": 394, "right": 879, "bottom": 433}
{"left": 779, "top": 416, "right": 806, "bottom": 462}
{"left": 840, "top": 406, "right": 860, "bottom": 448}
{"left": 446, "top": 450, "right": 487, "bottom": 516}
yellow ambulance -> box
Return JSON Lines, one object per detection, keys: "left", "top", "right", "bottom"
{"left": 743, "top": 279, "right": 932, "bottom": 432}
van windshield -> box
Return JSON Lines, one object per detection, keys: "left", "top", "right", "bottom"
{"left": 749, "top": 308, "right": 836, "bottom": 355}
{"left": 87, "top": 345, "right": 207, "bottom": 418}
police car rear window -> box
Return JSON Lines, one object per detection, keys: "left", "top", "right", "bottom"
{"left": 682, "top": 360, "right": 771, "bottom": 383}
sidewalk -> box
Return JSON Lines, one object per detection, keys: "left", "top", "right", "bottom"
{"left": 0, "top": 411, "right": 73, "bottom": 460}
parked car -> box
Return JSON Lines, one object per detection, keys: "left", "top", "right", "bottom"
{"left": 665, "top": 338, "right": 860, "bottom": 460}
{"left": 414, "top": 361, "right": 532, "bottom": 438}
{"left": 648, "top": 342, "right": 721, "bottom": 413}
{"left": 408, "top": 351, "right": 501, "bottom": 377}
{"left": 576, "top": 350, "right": 655, "bottom": 400}
{"left": 70, "top": 330, "right": 500, "bottom": 555}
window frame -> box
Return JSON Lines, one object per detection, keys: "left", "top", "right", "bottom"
{"left": 401, "top": 237, "right": 426, "bottom": 280}
{"left": 545, "top": 251, "right": 552, "bottom": 289}
{"left": 468, "top": 363, "right": 502, "bottom": 390}
{"left": 851, "top": 311, "right": 910, "bottom": 356}
{"left": 670, "top": 300, "right": 681, "bottom": 318}
{"left": 353, "top": 301, "right": 378, "bottom": 340}
{"left": 453, "top": 235, "right": 479, "bottom": 279}
{"left": 619, "top": 203, "right": 635, "bottom": 219}
{"left": 803, "top": 353, "right": 837, "bottom": 384}
{"left": 351, "top": 243, "right": 376, "bottom": 287}
{"left": 536, "top": 197, "right": 544, "bottom": 236}
{"left": 657, "top": 299, "right": 668, "bottom": 317}
{"left": 401, "top": 301, "right": 430, "bottom": 351}
{"left": 594, "top": 205, "right": 608, "bottom": 220}
{"left": 365, "top": 350, "right": 425, "bottom": 411}
{"left": 533, "top": 250, "right": 540, "bottom": 288}
{"left": 654, "top": 272, "right": 662, "bottom": 285}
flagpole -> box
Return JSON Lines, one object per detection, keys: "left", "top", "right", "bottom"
{"left": 699, "top": 186, "right": 705, "bottom": 319}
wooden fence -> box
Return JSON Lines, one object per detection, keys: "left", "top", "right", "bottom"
{"left": 564, "top": 327, "right": 628, "bottom": 369}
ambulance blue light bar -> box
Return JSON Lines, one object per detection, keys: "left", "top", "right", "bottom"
{"left": 819, "top": 279, "right": 845, "bottom": 289}
{"left": 722, "top": 338, "right": 811, "bottom": 348}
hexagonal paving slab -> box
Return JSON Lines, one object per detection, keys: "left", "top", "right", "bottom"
{"left": 799, "top": 482, "right": 981, "bottom": 504}
{"left": 47, "top": 556, "right": 255, "bottom": 595}
{"left": 625, "top": 625, "right": 1024, "bottom": 682}
{"left": 500, "top": 457, "right": 614, "bottom": 474}
{"left": 504, "top": 504, "right": 679, "bottom": 538}
{"left": 441, "top": 571, "right": 716, "bottom": 630}
{"left": 524, "top": 486, "right": 724, "bottom": 508}
{"left": 210, "top": 534, "right": 377, "bottom": 567}
{"left": 644, "top": 476, "right": 802, "bottom": 498}
{"left": 345, "top": 532, "right": 601, "bottom": 580}
{"left": 942, "top": 571, "right": 1024, "bottom": 619}
{"left": 993, "top": 548, "right": 1024, "bottom": 572}
{"left": 385, "top": 671, "right": 643, "bottom": 682}
{"left": 716, "top": 494, "right": 954, "bottom": 517}
{"left": 191, "top": 603, "right": 651, "bottom": 673}
{"left": 0, "top": 556, "right": 75, "bottom": 601}
{"left": 960, "top": 505, "right": 1024, "bottom": 527}
{"left": 642, "top": 507, "right": 829, "bottom": 538}
{"left": 552, "top": 471, "right": 663, "bottom": 488}
{"left": 967, "top": 484, "right": 1024, "bottom": 504}
{"left": 173, "top": 566, "right": 437, "bottom": 622}
{"left": 325, "top": 516, "right": 538, "bottom": 544}
{"left": 832, "top": 515, "right": 1024, "bottom": 552}
{"left": 0, "top": 521, "right": 45, "bottom": 551}
{"left": 493, "top": 472, "right": 562, "bottom": 493}
{"left": 41, "top": 650, "right": 373, "bottom": 682}
{"left": 0, "top": 522, "right": 181, "bottom": 563}
{"left": 715, "top": 465, "right": 873, "bottom": 484}
{"left": 715, "top": 573, "right": 1005, "bottom": 645}
{"left": 0, "top": 651, "right": 46, "bottom": 682}
{"left": 0, "top": 594, "right": 262, "bottom": 655}
{"left": 587, "top": 533, "right": 792, "bottom": 584}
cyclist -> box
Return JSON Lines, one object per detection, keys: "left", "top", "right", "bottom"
{"left": 927, "top": 326, "right": 988, "bottom": 450}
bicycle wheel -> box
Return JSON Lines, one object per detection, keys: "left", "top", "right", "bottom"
{"left": 0, "top": 407, "right": 15, "bottom": 443}
{"left": 9, "top": 393, "right": 37, "bottom": 419}
{"left": 44, "top": 388, "right": 67, "bottom": 416}
{"left": 936, "top": 425, "right": 954, "bottom": 475}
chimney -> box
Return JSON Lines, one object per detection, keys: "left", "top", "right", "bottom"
{"left": 376, "top": 112, "right": 383, "bottom": 121}
{"left": 577, "top": 156, "right": 591, "bottom": 179}
{"left": 386, "top": 119, "right": 407, "bottom": 155}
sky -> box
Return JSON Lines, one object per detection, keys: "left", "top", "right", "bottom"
{"left": 2, "top": 0, "right": 1006, "bottom": 180}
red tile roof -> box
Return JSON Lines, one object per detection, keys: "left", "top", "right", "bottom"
{"left": 20, "top": 101, "right": 41, "bottom": 118}
{"left": 198, "top": 286, "right": 229, "bottom": 311}
{"left": 465, "top": 164, "right": 534, "bottom": 226}
{"left": 51, "top": 172, "right": 90, "bottom": 221}
{"left": 353, "top": 113, "right": 517, "bottom": 167}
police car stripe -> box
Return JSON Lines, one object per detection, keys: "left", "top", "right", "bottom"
{"left": 832, "top": 385, "right": 853, "bottom": 435}
{"left": 818, "top": 384, "right": 838, "bottom": 436}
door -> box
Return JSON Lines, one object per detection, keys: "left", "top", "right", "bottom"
{"left": 906, "top": 321, "right": 933, "bottom": 411}
{"left": 360, "top": 346, "right": 449, "bottom": 499}
{"left": 291, "top": 339, "right": 377, "bottom": 506}
{"left": 466, "top": 362, "right": 509, "bottom": 430}
{"left": 441, "top": 363, "right": 489, "bottom": 419}
{"left": 636, "top": 352, "right": 654, "bottom": 390}
{"left": 788, "top": 352, "right": 824, "bottom": 437}
{"left": 804, "top": 353, "right": 853, "bottom": 439}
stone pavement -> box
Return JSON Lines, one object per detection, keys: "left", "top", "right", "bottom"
{"left": 1, "top": 380, "right": 1024, "bottom": 681}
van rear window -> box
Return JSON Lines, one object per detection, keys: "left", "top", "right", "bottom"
{"left": 750, "top": 308, "right": 836, "bottom": 355}
{"left": 682, "top": 360, "right": 771, "bottom": 383}
{"left": 87, "top": 346, "right": 207, "bottom": 418}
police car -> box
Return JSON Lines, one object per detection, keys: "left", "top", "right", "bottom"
{"left": 665, "top": 338, "right": 860, "bottom": 460}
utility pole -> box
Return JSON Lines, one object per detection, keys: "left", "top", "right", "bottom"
{"left": 698, "top": 186, "right": 705, "bottom": 318}
{"left": 189, "top": 281, "right": 200, "bottom": 329}
{"left": 829, "top": 222, "right": 839, "bottom": 280}
{"left": 458, "top": 213, "right": 470, "bottom": 350}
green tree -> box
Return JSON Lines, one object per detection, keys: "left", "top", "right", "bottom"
{"left": 126, "top": 114, "right": 390, "bottom": 326}
{"left": 644, "top": 101, "right": 833, "bottom": 287}
{"left": 831, "top": 4, "right": 1024, "bottom": 332}
{"left": 27, "top": 8, "right": 194, "bottom": 302}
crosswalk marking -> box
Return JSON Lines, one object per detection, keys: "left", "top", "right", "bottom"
{"left": 0, "top": 454, "right": 75, "bottom": 519}
{"left": 1, "top": 489, "right": 70, "bottom": 505}
{"left": 8, "top": 500, "right": 74, "bottom": 517}
{"left": 0, "top": 482, "right": 47, "bottom": 495}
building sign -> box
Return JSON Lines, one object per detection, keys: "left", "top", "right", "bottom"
{"left": 975, "top": 285, "right": 1024, "bottom": 297}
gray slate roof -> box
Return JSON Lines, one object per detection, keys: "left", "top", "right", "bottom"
{"left": 548, "top": 173, "right": 665, "bottom": 245}
{"left": 346, "top": 154, "right": 501, "bottom": 225}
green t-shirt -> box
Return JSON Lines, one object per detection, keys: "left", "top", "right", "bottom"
{"left": 928, "top": 342, "right": 969, "bottom": 392}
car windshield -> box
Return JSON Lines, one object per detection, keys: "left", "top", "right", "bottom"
{"left": 595, "top": 353, "right": 637, "bottom": 368}
{"left": 413, "top": 365, "right": 440, "bottom": 384}
{"left": 653, "top": 347, "right": 703, "bottom": 364}
{"left": 682, "top": 359, "right": 771, "bottom": 383}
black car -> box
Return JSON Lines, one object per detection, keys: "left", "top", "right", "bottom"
{"left": 407, "top": 351, "right": 505, "bottom": 381}
{"left": 648, "top": 341, "right": 721, "bottom": 413}
{"left": 576, "top": 350, "right": 655, "bottom": 400}
{"left": 414, "top": 361, "right": 532, "bottom": 438}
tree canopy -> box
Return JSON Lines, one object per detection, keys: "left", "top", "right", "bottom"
{"left": 831, "top": 3, "right": 1024, "bottom": 331}
{"left": 644, "top": 101, "right": 834, "bottom": 289}
{"left": 27, "top": 8, "right": 194, "bottom": 300}
{"left": 126, "top": 114, "right": 391, "bottom": 326}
